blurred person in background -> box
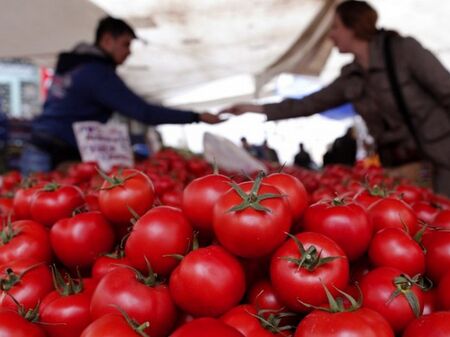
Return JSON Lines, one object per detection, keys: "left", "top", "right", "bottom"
{"left": 294, "top": 142, "right": 315, "bottom": 169}
{"left": 261, "top": 139, "right": 280, "bottom": 163}
{"left": 20, "top": 16, "right": 221, "bottom": 175}
{"left": 322, "top": 127, "right": 357, "bottom": 167}
{"left": 221, "top": 0, "right": 450, "bottom": 197}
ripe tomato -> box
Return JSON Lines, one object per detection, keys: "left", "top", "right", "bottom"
{"left": 368, "top": 228, "right": 425, "bottom": 276}
{"left": 247, "top": 279, "right": 285, "bottom": 314}
{"left": 360, "top": 267, "right": 424, "bottom": 333}
{"left": 424, "top": 231, "right": 450, "bottom": 283}
{"left": 81, "top": 312, "right": 151, "bottom": 337}
{"left": 12, "top": 183, "right": 44, "bottom": 220}
{"left": 182, "top": 173, "right": 232, "bottom": 234}
{"left": 270, "top": 232, "right": 349, "bottom": 312}
{"left": 431, "top": 209, "right": 450, "bottom": 229}
{"left": 170, "top": 317, "right": 245, "bottom": 337}
{"left": 213, "top": 179, "right": 292, "bottom": 258}
{"left": 437, "top": 270, "right": 450, "bottom": 310}
{"left": 0, "top": 220, "right": 52, "bottom": 264}
{"left": 91, "top": 250, "right": 132, "bottom": 281}
{"left": 90, "top": 266, "right": 176, "bottom": 337}
{"left": 0, "top": 259, "right": 53, "bottom": 311}
{"left": 98, "top": 169, "right": 155, "bottom": 227}
{"left": 39, "top": 276, "right": 97, "bottom": 337}
{"left": 221, "top": 304, "right": 292, "bottom": 337}
{"left": 411, "top": 201, "right": 440, "bottom": 224}
{"left": 367, "top": 198, "right": 418, "bottom": 235}
{"left": 402, "top": 311, "right": 450, "bottom": 337}
{"left": 125, "top": 206, "right": 193, "bottom": 277}
{"left": 294, "top": 307, "right": 394, "bottom": 337}
{"left": 262, "top": 172, "right": 309, "bottom": 222}
{"left": 29, "top": 183, "right": 85, "bottom": 227}
{"left": 169, "top": 245, "right": 246, "bottom": 317}
{"left": 302, "top": 199, "right": 372, "bottom": 261}
{"left": 0, "top": 308, "right": 46, "bottom": 337}
{"left": 50, "top": 211, "right": 115, "bottom": 269}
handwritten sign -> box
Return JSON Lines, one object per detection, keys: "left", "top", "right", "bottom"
{"left": 73, "top": 121, "right": 134, "bottom": 172}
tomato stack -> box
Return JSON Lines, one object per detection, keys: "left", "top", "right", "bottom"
{"left": 0, "top": 149, "right": 449, "bottom": 337}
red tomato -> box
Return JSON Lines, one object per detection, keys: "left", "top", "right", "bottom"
{"left": 262, "top": 172, "right": 309, "bottom": 222}
{"left": 39, "top": 277, "right": 96, "bottom": 337}
{"left": 170, "top": 317, "right": 244, "bottom": 337}
{"left": 182, "top": 173, "right": 232, "bottom": 234}
{"left": 303, "top": 199, "right": 372, "bottom": 261}
{"left": 431, "top": 209, "right": 450, "bottom": 229}
{"left": 0, "top": 259, "right": 53, "bottom": 311}
{"left": 360, "top": 267, "right": 424, "bottom": 333}
{"left": 422, "top": 288, "right": 440, "bottom": 315}
{"left": 402, "top": 311, "right": 450, "bottom": 337}
{"left": 50, "top": 211, "right": 115, "bottom": 269}
{"left": 368, "top": 198, "right": 418, "bottom": 235}
{"left": 221, "top": 304, "right": 292, "bottom": 337}
{"left": 0, "top": 170, "right": 21, "bottom": 192}
{"left": 0, "top": 308, "right": 46, "bottom": 337}
{"left": 90, "top": 267, "right": 176, "bottom": 337}
{"left": 12, "top": 183, "right": 44, "bottom": 220}
{"left": 411, "top": 201, "right": 440, "bottom": 224}
{"left": 91, "top": 250, "right": 132, "bottom": 281}
{"left": 294, "top": 307, "right": 394, "bottom": 337}
{"left": 437, "top": 270, "right": 450, "bottom": 310}
{"left": 81, "top": 312, "right": 151, "bottom": 337}
{"left": 169, "top": 245, "right": 246, "bottom": 317}
{"left": 0, "top": 220, "right": 52, "bottom": 264}
{"left": 247, "top": 279, "right": 284, "bottom": 313}
{"left": 125, "top": 206, "right": 193, "bottom": 277}
{"left": 30, "top": 183, "right": 85, "bottom": 227}
{"left": 270, "top": 232, "right": 350, "bottom": 312}
{"left": 98, "top": 169, "right": 155, "bottom": 227}
{"left": 424, "top": 231, "right": 450, "bottom": 283}
{"left": 395, "top": 184, "right": 423, "bottom": 205}
{"left": 0, "top": 197, "right": 14, "bottom": 223}
{"left": 160, "top": 188, "right": 183, "bottom": 207}
{"left": 213, "top": 180, "right": 292, "bottom": 258}
{"left": 368, "top": 228, "right": 425, "bottom": 276}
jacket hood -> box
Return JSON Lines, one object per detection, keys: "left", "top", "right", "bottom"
{"left": 55, "top": 43, "right": 115, "bottom": 74}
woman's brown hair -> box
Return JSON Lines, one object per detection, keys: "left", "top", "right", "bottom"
{"left": 335, "top": 0, "right": 378, "bottom": 41}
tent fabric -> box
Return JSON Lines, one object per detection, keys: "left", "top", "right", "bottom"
{"left": 0, "top": 0, "right": 336, "bottom": 106}
{"left": 1, "top": 0, "right": 449, "bottom": 110}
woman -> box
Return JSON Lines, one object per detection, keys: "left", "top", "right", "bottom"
{"left": 221, "top": 0, "right": 450, "bottom": 197}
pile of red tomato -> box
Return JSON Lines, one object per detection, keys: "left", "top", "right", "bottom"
{"left": 0, "top": 148, "right": 449, "bottom": 337}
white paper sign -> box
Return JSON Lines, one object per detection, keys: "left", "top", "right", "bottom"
{"left": 73, "top": 121, "right": 134, "bottom": 172}
{"left": 203, "top": 132, "right": 267, "bottom": 174}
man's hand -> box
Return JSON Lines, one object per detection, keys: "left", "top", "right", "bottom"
{"left": 219, "top": 103, "right": 264, "bottom": 116}
{"left": 198, "top": 112, "right": 223, "bottom": 124}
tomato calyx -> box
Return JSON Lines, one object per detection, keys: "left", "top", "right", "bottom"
{"left": 300, "top": 283, "right": 362, "bottom": 313}
{"left": 331, "top": 197, "right": 347, "bottom": 207}
{"left": 0, "top": 263, "right": 43, "bottom": 291}
{"left": 120, "top": 258, "right": 160, "bottom": 287}
{"left": 228, "top": 173, "right": 283, "bottom": 213}
{"left": 281, "top": 233, "right": 342, "bottom": 271}
{"left": 0, "top": 219, "right": 20, "bottom": 244}
{"left": 114, "top": 305, "right": 150, "bottom": 337}
{"left": 41, "top": 182, "right": 60, "bottom": 192}
{"left": 97, "top": 168, "right": 137, "bottom": 190}
{"left": 388, "top": 274, "right": 427, "bottom": 317}
{"left": 51, "top": 265, "right": 85, "bottom": 296}
{"left": 247, "top": 308, "right": 296, "bottom": 335}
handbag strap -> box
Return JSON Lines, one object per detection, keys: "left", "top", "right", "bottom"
{"left": 383, "top": 34, "right": 422, "bottom": 152}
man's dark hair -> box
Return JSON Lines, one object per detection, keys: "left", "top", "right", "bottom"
{"left": 95, "top": 16, "right": 136, "bottom": 45}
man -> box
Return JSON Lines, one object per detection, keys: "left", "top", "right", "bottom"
{"left": 21, "top": 16, "right": 221, "bottom": 174}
